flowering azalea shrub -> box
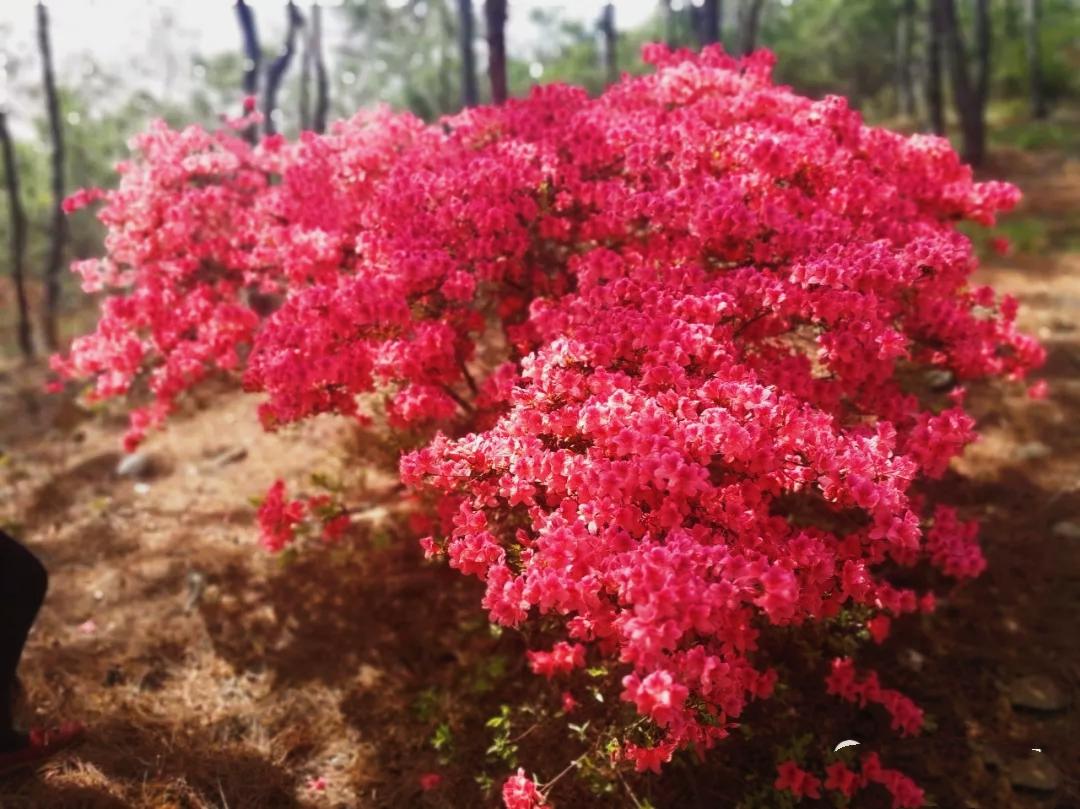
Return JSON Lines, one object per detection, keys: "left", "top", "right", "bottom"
{"left": 58, "top": 44, "right": 1042, "bottom": 806}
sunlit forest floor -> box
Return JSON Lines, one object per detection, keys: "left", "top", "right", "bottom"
{"left": 0, "top": 146, "right": 1078, "bottom": 808}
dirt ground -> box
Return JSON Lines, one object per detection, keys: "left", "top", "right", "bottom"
{"left": 0, "top": 148, "right": 1077, "bottom": 809}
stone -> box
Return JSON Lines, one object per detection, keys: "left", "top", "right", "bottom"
{"left": 205, "top": 446, "right": 248, "bottom": 468}
{"left": 971, "top": 741, "right": 1004, "bottom": 772}
{"left": 1051, "top": 521, "right": 1080, "bottom": 540}
{"left": 1008, "top": 755, "right": 1062, "bottom": 793}
{"left": 899, "top": 648, "right": 926, "bottom": 673}
{"left": 116, "top": 451, "right": 154, "bottom": 479}
{"left": 1009, "top": 675, "right": 1070, "bottom": 713}
{"left": 1013, "top": 442, "right": 1052, "bottom": 462}
{"left": 925, "top": 369, "right": 955, "bottom": 392}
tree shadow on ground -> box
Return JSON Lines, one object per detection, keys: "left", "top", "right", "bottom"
{"left": 197, "top": 534, "right": 485, "bottom": 689}
{"left": 0, "top": 714, "right": 304, "bottom": 809}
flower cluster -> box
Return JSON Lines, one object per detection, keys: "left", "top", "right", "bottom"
{"left": 826, "top": 658, "right": 924, "bottom": 737}
{"left": 59, "top": 43, "right": 1042, "bottom": 806}
{"left": 256, "top": 479, "right": 350, "bottom": 551}
{"left": 502, "top": 769, "right": 549, "bottom": 809}
{"left": 777, "top": 753, "right": 925, "bottom": 808}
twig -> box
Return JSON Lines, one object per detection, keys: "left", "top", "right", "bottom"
{"left": 617, "top": 769, "right": 646, "bottom": 809}
{"left": 541, "top": 751, "right": 590, "bottom": 795}
{"left": 459, "top": 358, "right": 479, "bottom": 394}
{"left": 509, "top": 720, "right": 544, "bottom": 744}
{"left": 441, "top": 383, "right": 475, "bottom": 414}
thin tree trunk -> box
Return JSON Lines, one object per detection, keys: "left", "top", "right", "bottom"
{"left": 458, "top": 0, "right": 479, "bottom": 107}
{"left": 36, "top": 1, "right": 65, "bottom": 352}
{"left": 484, "top": 0, "right": 508, "bottom": 104}
{"left": 1003, "top": 0, "right": 1021, "bottom": 36}
{"left": 702, "top": 0, "right": 722, "bottom": 46}
{"left": 299, "top": 9, "right": 312, "bottom": 130}
{"left": 436, "top": 0, "right": 454, "bottom": 114}
{"left": 897, "top": 0, "right": 916, "bottom": 118}
{"left": 235, "top": 0, "right": 261, "bottom": 144}
{"left": 661, "top": 0, "right": 677, "bottom": 47}
{"left": 973, "top": 0, "right": 990, "bottom": 116}
{"left": 600, "top": 4, "right": 618, "bottom": 84}
{"left": 311, "top": 4, "right": 329, "bottom": 133}
{"left": 927, "top": 0, "right": 946, "bottom": 134}
{"left": 1023, "top": 0, "right": 1047, "bottom": 118}
{"left": 936, "top": 0, "right": 988, "bottom": 165}
{"left": 738, "top": 0, "right": 766, "bottom": 56}
{"left": 264, "top": 2, "right": 303, "bottom": 136}
{"left": 0, "top": 111, "right": 33, "bottom": 359}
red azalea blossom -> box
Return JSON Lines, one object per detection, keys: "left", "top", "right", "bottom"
{"left": 623, "top": 741, "right": 677, "bottom": 774}
{"left": 825, "top": 760, "right": 859, "bottom": 797}
{"left": 257, "top": 480, "right": 306, "bottom": 552}
{"left": 826, "top": 658, "right": 924, "bottom": 737}
{"left": 527, "top": 642, "right": 586, "bottom": 678}
{"left": 988, "top": 235, "right": 1012, "bottom": 256}
{"left": 502, "top": 769, "right": 549, "bottom": 809}
{"left": 419, "top": 772, "right": 443, "bottom": 791}
{"left": 867, "top": 614, "right": 891, "bottom": 644}
{"left": 55, "top": 43, "right": 1041, "bottom": 800}
{"left": 775, "top": 760, "right": 822, "bottom": 800}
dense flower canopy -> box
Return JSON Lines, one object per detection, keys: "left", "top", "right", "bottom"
{"left": 58, "top": 44, "right": 1042, "bottom": 804}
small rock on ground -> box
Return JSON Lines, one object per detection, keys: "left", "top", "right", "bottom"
{"left": 925, "top": 369, "right": 955, "bottom": 391}
{"left": 1008, "top": 755, "right": 1062, "bottom": 793}
{"left": 116, "top": 451, "right": 154, "bottom": 479}
{"left": 1013, "top": 442, "right": 1052, "bottom": 462}
{"left": 1051, "top": 520, "right": 1080, "bottom": 540}
{"left": 1008, "top": 675, "right": 1070, "bottom": 712}
{"left": 204, "top": 446, "right": 248, "bottom": 468}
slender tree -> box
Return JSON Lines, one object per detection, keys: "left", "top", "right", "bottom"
{"left": 311, "top": 3, "right": 329, "bottom": 133}
{"left": 235, "top": 0, "right": 261, "bottom": 144}
{"left": 661, "top": 0, "right": 677, "bottom": 47}
{"left": 738, "top": 0, "right": 766, "bottom": 56}
{"left": 599, "top": 3, "right": 618, "bottom": 84}
{"left": 484, "top": 0, "right": 508, "bottom": 104}
{"left": 973, "top": 0, "right": 990, "bottom": 116}
{"left": 1023, "top": 0, "right": 1047, "bottom": 118}
{"left": 926, "top": 0, "right": 945, "bottom": 134}
{"left": 458, "top": 0, "right": 479, "bottom": 107}
{"left": 936, "top": 0, "right": 990, "bottom": 165}
{"left": 896, "top": 0, "right": 916, "bottom": 118}
{"left": 701, "top": 0, "right": 723, "bottom": 46}
{"left": 264, "top": 2, "right": 304, "bottom": 136}
{"left": 36, "top": 0, "right": 65, "bottom": 351}
{"left": 299, "top": 7, "right": 312, "bottom": 130}
{"left": 0, "top": 111, "right": 33, "bottom": 359}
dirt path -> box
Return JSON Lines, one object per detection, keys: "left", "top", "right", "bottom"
{"left": 0, "top": 148, "right": 1077, "bottom": 809}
